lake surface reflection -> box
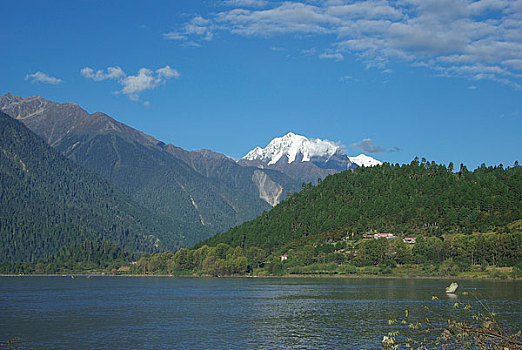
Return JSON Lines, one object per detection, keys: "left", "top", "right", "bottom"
{"left": 1, "top": 277, "right": 520, "bottom": 349}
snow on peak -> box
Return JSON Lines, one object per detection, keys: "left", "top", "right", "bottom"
{"left": 348, "top": 154, "right": 383, "bottom": 167}
{"left": 243, "top": 132, "right": 342, "bottom": 165}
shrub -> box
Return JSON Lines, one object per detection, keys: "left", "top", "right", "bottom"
{"left": 338, "top": 264, "right": 357, "bottom": 274}
{"left": 384, "top": 296, "right": 522, "bottom": 349}
{"left": 512, "top": 261, "right": 522, "bottom": 278}
{"left": 379, "top": 265, "right": 393, "bottom": 275}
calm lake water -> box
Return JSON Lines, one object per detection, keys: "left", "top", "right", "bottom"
{"left": 0, "top": 276, "right": 520, "bottom": 349}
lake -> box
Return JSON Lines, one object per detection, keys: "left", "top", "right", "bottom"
{"left": 0, "top": 277, "right": 520, "bottom": 349}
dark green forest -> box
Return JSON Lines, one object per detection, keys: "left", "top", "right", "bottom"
{"left": 0, "top": 240, "right": 132, "bottom": 274}
{"left": 201, "top": 159, "right": 521, "bottom": 251}
{"left": 0, "top": 111, "right": 182, "bottom": 262}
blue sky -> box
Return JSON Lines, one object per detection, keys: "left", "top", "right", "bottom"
{"left": 2, "top": 0, "right": 521, "bottom": 168}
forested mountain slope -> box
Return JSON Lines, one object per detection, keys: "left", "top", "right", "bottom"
{"left": 200, "top": 160, "right": 521, "bottom": 250}
{"left": 0, "top": 93, "right": 299, "bottom": 245}
{"left": 0, "top": 111, "right": 181, "bottom": 262}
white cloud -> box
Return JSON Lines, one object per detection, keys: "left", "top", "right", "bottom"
{"left": 182, "top": 41, "right": 202, "bottom": 48}
{"left": 164, "top": 0, "right": 522, "bottom": 88}
{"left": 339, "top": 75, "right": 359, "bottom": 82}
{"left": 301, "top": 47, "right": 316, "bottom": 55}
{"left": 185, "top": 16, "right": 214, "bottom": 40}
{"left": 319, "top": 52, "right": 344, "bottom": 61}
{"left": 25, "top": 72, "right": 63, "bottom": 85}
{"left": 214, "top": 3, "right": 336, "bottom": 37}
{"left": 163, "top": 32, "right": 187, "bottom": 40}
{"left": 503, "top": 59, "right": 522, "bottom": 71}
{"left": 156, "top": 65, "right": 180, "bottom": 79}
{"left": 221, "top": 0, "right": 269, "bottom": 8}
{"left": 165, "top": 16, "right": 214, "bottom": 42}
{"left": 81, "top": 65, "right": 180, "bottom": 100}
{"left": 119, "top": 68, "right": 157, "bottom": 100}
{"left": 81, "top": 66, "right": 125, "bottom": 81}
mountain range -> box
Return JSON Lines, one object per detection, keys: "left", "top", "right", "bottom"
{"left": 239, "top": 132, "right": 381, "bottom": 184}
{"left": 0, "top": 93, "right": 382, "bottom": 254}
{"left": 0, "top": 93, "right": 303, "bottom": 249}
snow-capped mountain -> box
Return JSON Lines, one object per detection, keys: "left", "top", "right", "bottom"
{"left": 239, "top": 132, "right": 382, "bottom": 184}
{"left": 348, "top": 154, "right": 383, "bottom": 167}
{"left": 242, "top": 132, "right": 355, "bottom": 170}
{"left": 244, "top": 132, "right": 342, "bottom": 165}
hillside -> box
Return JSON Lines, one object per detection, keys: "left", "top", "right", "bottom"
{"left": 200, "top": 160, "right": 521, "bottom": 251}
{"left": 0, "top": 111, "right": 182, "bottom": 262}
{"left": 163, "top": 146, "right": 299, "bottom": 215}
{"left": 0, "top": 93, "right": 300, "bottom": 245}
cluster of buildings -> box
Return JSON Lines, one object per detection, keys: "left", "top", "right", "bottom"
{"left": 362, "top": 233, "right": 416, "bottom": 244}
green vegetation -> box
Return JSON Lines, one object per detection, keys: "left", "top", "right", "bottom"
{"left": 8, "top": 232, "right": 519, "bottom": 278}
{"left": 2, "top": 132, "right": 519, "bottom": 279}
{"left": 130, "top": 244, "right": 264, "bottom": 276}
{"left": 0, "top": 240, "right": 133, "bottom": 274}
{"left": 0, "top": 112, "right": 182, "bottom": 262}
{"left": 384, "top": 296, "right": 522, "bottom": 349}
{"left": 124, "top": 231, "right": 520, "bottom": 278}
{"left": 202, "top": 159, "right": 520, "bottom": 251}
{"left": 125, "top": 160, "right": 521, "bottom": 278}
{"left": 59, "top": 126, "right": 301, "bottom": 247}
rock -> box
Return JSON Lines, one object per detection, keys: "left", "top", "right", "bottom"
{"left": 446, "top": 282, "right": 458, "bottom": 293}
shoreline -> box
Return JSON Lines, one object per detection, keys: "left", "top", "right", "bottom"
{"left": 1, "top": 273, "right": 519, "bottom": 281}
